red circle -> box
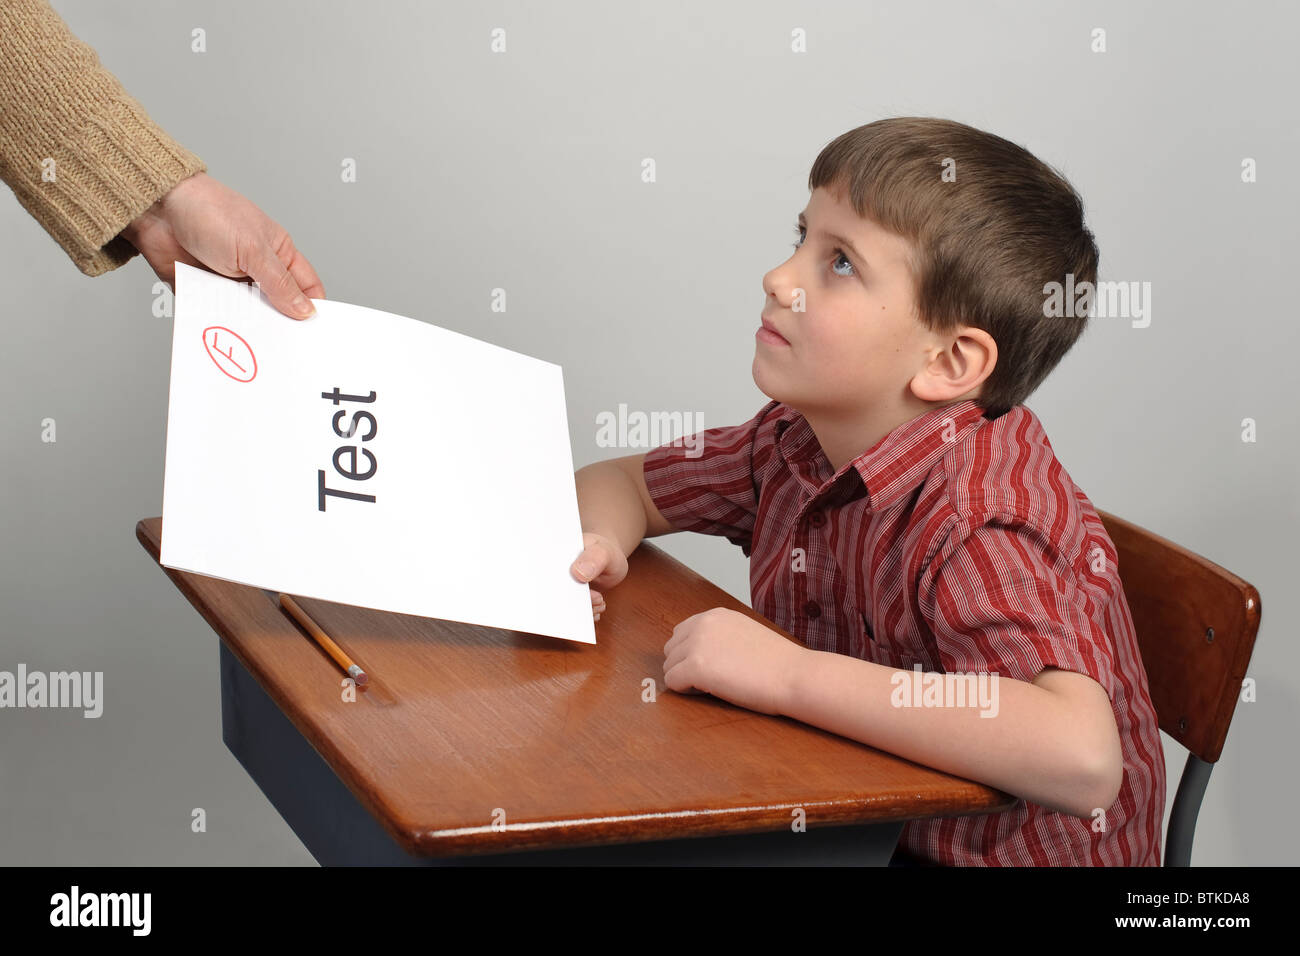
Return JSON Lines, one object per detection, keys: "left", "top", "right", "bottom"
{"left": 202, "top": 326, "right": 258, "bottom": 382}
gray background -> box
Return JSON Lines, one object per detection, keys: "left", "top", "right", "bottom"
{"left": 2, "top": 0, "right": 1295, "bottom": 865}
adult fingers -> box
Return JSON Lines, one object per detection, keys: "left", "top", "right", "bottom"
{"left": 284, "top": 238, "right": 325, "bottom": 300}
{"left": 240, "top": 236, "right": 315, "bottom": 320}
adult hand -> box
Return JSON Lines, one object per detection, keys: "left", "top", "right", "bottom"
{"left": 118, "top": 172, "right": 324, "bottom": 319}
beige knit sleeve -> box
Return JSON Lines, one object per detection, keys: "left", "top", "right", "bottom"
{"left": 0, "top": 0, "right": 207, "bottom": 276}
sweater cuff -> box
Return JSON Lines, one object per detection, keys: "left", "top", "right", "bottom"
{"left": 38, "top": 94, "right": 207, "bottom": 276}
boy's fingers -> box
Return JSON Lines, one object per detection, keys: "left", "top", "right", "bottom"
{"left": 571, "top": 542, "right": 608, "bottom": 581}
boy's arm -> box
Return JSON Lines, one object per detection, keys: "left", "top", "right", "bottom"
{"left": 575, "top": 453, "right": 676, "bottom": 559}
{"left": 780, "top": 651, "right": 1124, "bottom": 819}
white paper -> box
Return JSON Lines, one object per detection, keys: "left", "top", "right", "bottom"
{"left": 160, "top": 262, "right": 595, "bottom": 644}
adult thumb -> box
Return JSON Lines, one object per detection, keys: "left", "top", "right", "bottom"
{"left": 245, "top": 242, "right": 315, "bottom": 319}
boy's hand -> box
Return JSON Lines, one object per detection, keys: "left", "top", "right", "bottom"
{"left": 570, "top": 531, "right": 628, "bottom": 621}
{"left": 662, "top": 608, "right": 806, "bottom": 716}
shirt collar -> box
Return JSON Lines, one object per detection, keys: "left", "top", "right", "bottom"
{"left": 774, "top": 399, "right": 989, "bottom": 510}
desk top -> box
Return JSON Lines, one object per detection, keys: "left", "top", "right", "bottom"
{"left": 137, "top": 516, "right": 1015, "bottom": 856}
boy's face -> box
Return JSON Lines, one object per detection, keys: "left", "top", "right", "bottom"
{"left": 754, "top": 185, "right": 943, "bottom": 419}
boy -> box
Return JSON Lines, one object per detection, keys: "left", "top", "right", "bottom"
{"left": 569, "top": 117, "right": 1165, "bottom": 866}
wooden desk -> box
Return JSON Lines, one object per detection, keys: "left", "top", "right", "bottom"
{"left": 136, "top": 516, "right": 1015, "bottom": 865}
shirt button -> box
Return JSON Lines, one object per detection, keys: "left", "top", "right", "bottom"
{"left": 804, "top": 600, "right": 821, "bottom": 619}
{"left": 809, "top": 511, "right": 826, "bottom": 527}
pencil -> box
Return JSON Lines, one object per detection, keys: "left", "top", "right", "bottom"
{"left": 278, "top": 593, "right": 369, "bottom": 686}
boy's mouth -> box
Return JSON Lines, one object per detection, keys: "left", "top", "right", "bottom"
{"left": 758, "top": 314, "right": 791, "bottom": 346}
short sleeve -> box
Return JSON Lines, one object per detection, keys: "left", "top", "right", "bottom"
{"left": 641, "top": 400, "right": 780, "bottom": 557}
{"left": 918, "top": 513, "right": 1118, "bottom": 700}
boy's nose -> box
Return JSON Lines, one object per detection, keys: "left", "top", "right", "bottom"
{"left": 763, "top": 270, "right": 797, "bottom": 308}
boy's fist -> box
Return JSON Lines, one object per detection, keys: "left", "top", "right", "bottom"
{"left": 570, "top": 531, "right": 628, "bottom": 621}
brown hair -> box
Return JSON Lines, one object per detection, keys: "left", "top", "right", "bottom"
{"left": 808, "top": 117, "right": 1098, "bottom": 419}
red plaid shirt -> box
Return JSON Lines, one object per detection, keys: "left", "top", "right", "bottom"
{"left": 643, "top": 398, "right": 1165, "bottom": 866}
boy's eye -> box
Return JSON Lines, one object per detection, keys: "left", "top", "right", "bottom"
{"left": 792, "top": 224, "right": 855, "bottom": 277}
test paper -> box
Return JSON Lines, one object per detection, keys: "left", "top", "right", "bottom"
{"left": 160, "top": 262, "right": 596, "bottom": 645}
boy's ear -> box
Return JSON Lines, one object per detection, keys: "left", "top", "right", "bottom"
{"left": 956, "top": 327, "right": 997, "bottom": 395}
{"left": 911, "top": 326, "right": 997, "bottom": 404}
